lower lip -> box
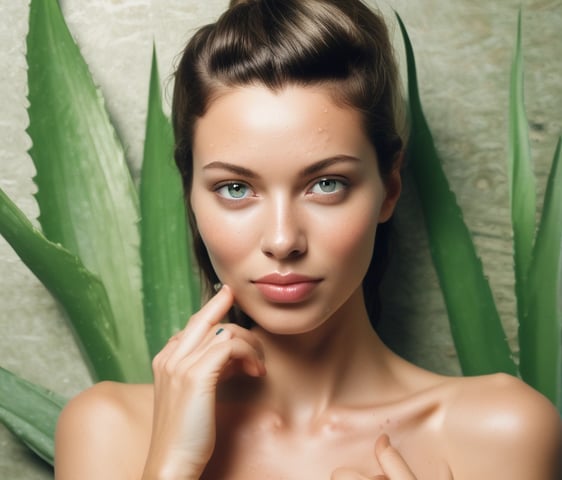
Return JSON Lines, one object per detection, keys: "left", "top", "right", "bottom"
{"left": 253, "top": 281, "right": 320, "bottom": 303}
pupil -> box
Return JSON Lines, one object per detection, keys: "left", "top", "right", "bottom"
{"left": 321, "top": 180, "right": 335, "bottom": 192}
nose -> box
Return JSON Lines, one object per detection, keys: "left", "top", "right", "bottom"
{"left": 260, "top": 196, "right": 307, "bottom": 260}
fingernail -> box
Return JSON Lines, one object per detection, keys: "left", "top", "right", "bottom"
{"left": 215, "top": 327, "right": 225, "bottom": 335}
{"left": 213, "top": 282, "right": 223, "bottom": 293}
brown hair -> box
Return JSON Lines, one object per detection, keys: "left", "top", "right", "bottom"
{"left": 172, "top": 0, "right": 404, "bottom": 327}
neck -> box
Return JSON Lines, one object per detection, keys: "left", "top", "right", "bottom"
{"left": 238, "top": 291, "right": 394, "bottom": 425}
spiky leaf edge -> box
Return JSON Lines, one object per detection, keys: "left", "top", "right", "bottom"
{"left": 396, "top": 13, "right": 516, "bottom": 376}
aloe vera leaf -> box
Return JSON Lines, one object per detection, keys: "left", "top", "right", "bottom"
{"left": 0, "top": 367, "right": 66, "bottom": 466}
{"left": 508, "top": 11, "right": 536, "bottom": 322}
{"left": 140, "top": 47, "right": 201, "bottom": 358}
{"left": 26, "top": 0, "right": 150, "bottom": 380}
{"left": 396, "top": 14, "right": 516, "bottom": 376}
{"left": 0, "top": 187, "right": 133, "bottom": 381}
{"left": 520, "top": 137, "right": 562, "bottom": 406}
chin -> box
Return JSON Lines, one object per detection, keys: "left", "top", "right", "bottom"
{"left": 241, "top": 302, "right": 338, "bottom": 336}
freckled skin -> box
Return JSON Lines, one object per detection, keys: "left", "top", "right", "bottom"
{"left": 54, "top": 86, "right": 562, "bottom": 480}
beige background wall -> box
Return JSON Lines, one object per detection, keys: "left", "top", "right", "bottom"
{"left": 1, "top": 0, "right": 560, "bottom": 478}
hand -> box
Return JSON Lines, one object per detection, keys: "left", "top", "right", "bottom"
{"left": 374, "top": 434, "right": 416, "bottom": 479}
{"left": 142, "top": 286, "right": 266, "bottom": 479}
{"left": 331, "top": 435, "right": 416, "bottom": 480}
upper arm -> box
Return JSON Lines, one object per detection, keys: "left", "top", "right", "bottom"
{"left": 54, "top": 382, "right": 136, "bottom": 480}
{"left": 447, "top": 374, "right": 562, "bottom": 480}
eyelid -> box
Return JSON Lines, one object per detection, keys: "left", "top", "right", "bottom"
{"left": 307, "top": 176, "right": 349, "bottom": 195}
{"left": 214, "top": 180, "right": 255, "bottom": 201}
{"left": 213, "top": 179, "right": 250, "bottom": 189}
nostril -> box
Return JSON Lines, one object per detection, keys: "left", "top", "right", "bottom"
{"left": 261, "top": 246, "right": 305, "bottom": 260}
{"left": 260, "top": 218, "right": 307, "bottom": 259}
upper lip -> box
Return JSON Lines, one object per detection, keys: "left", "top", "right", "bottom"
{"left": 253, "top": 273, "right": 321, "bottom": 285}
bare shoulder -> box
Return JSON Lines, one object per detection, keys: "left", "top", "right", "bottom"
{"left": 443, "top": 373, "right": 561, "bottom": 479}
{"left": 55, "top": 381, "right": 154, "bottom": 480}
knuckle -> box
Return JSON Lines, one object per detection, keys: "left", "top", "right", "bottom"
{"left": 209, "top": 339, "right": 233, "bottom": 356}
{"left": 153, "top": 353, "right": 179, "bottom": 377}
{"left": 151, "top": 352, "right": 165, "bottom": 371}
{"left": 162, "top": 361, "right": 175, "bottom": 376}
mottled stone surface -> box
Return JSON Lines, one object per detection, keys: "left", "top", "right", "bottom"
{"left": 0, "top": 0, "right": 560, "bottom": 478}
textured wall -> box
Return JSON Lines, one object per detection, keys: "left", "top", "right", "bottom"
{"left": 0, "top": 0, "right": 560, "bottom": 478}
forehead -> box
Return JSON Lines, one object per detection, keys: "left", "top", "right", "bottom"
{"left": 192, "top": 85, "right": 375, "bottom": 167}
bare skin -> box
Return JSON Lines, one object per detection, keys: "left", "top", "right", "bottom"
{"left": 55, "top": 86, "right": 561, "bottom": 480}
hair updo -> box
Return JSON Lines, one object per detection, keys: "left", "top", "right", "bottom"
{"left": 172, "top": 0, "right": 405, "bottom": 327}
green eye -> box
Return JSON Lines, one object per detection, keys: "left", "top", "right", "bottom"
{"left": 217, "top": 182, "right": 251, "bottom": 199}
{"left": 311, "top": 179, "right": 345, "bottom": 194}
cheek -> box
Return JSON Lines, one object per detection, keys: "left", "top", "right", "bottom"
{"left": 331, "top": 212, "right": 377, "bottom": 270}
{"left": 314, "top": 194, "right": 380, "bottom": 287}
{"left": 193, "top": 206, "right": 256, "bottom": 279}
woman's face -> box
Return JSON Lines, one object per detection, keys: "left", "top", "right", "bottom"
{"left": 191, "top": 85, "right": 399, "bottom": 334}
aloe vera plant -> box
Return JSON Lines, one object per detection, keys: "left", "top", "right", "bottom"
{"left": 140, "top": 48, "right": 201, "bottom": 358}
{"left": 1, "top": 0, "right": 199, "bottom": 466}
{"left": 509, "top": 13, "right": 562, "bottom": 404}
{"left": 398, "top": 13, "right": 561, "bottom": 409}
{"left": 25, "top": 0, "right": 150, "bottom": 383}
{"left": 0, "top": 1, "right": 560, "bottom": 475}
{"left": 0, "top": 367, "right": 65, "bottom": 465}
{"left": 397, "top": 15, "right": 517, "bottom": 378}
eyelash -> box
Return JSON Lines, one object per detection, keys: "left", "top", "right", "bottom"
{"left": 308, "top": 178, "right": 348, "bottom": 196}
{"left": 215, "top": 182, "right": 253, "bottom": 200}
{"left": 213, "top": 177, "right": 349, "bottom": 202}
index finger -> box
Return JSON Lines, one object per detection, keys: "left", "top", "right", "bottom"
{"left": 169, "top": 285, "right": 235, "bottom": 357}
{"left": 186, "top": 285, "right": 234, "bottom": 327}
{"left": 185, "top": 284, "right": 235, "bottom": 330}
{"left": 375, "top": 435, "right": 416, "bottom": 480}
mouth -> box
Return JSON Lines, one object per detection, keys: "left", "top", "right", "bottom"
{"left": 252, "top": 273, "right": 322, "bottom": 303}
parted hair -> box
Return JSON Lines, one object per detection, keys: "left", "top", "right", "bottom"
{"left": 172, "top": 0, "right": 404, "bottom": 327}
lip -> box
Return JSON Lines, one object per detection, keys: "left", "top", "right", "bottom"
{"left": 252, "top": 273, "right": 322, "bottom": 303}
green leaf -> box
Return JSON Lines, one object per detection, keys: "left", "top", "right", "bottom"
{"left": 508, "top": 11, "right": 536, "bottom": 319}
{"left": 26, "top": 0, "right": 150, "bottom": 381}
{"left": 396, "top": 14, "right": 516, "bottom": 376}
{"left": 0, "top": 187, "right": 133, "bottom": 381}
{"left": 520, "top": 137, "right": 562, "bottom": 406}
{"left": 140, "top": 47, "right": 201, "bottom": 358}
{"left": 0, "top": 367, "right": 66, "bottom": 466}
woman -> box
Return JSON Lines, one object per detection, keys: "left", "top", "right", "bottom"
{"left": 54, "top": 0, "right": 561, "bottom": 478}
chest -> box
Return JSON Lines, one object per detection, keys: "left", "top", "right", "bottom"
{"left": 203, "top": 429, "right": 377, "bottom": 479}
{"left": 202, "top": 418, "right": 451, "bottom": 480}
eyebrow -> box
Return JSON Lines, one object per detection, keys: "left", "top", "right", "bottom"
{"left": 301, "top": 155, "right": 361, "bottom": 176}
{"left": 202, "top": 155, "right": 361, "bottom": 178}
{"left": 202, "top": 161, "right": 258, "bottom": 178}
